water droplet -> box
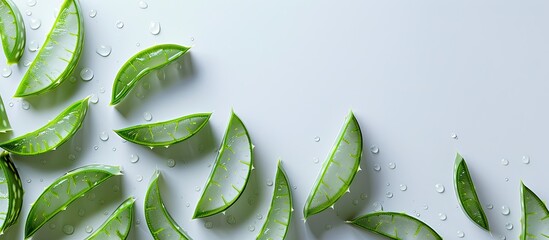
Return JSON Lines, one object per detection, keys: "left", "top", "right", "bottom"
{"left": 388, "top": 162, "right": 396, "bottom": 169}
{"left": 112, "top": 147, "right": 116, "bottom": 151}
{"left": 256, "top": 214, "right": 263, "bottom": 220}
{"left": 204, "top": 221, "right": 213, "bottom": 229}
{"left": 195, "top": 186, "right": 201, "bottom": 192}
{"left": 99, "top": 131, "right": 109, "bottom": 141}
{"left": 68, "top": 154, "right": 76, "bottom": 161}
{"left": 135, "top": 219, "right": 141, "bottom": 225}
{"left": 49, "top": 223, "right": 56, "bottom": 229}
{"left": 373, "top": 164, "right": 381, "bottom": 171}
{"left": 100, "top": 87, "right": 106, "bottom": 93}
{"left": 352, "top": 199, "right": 359, "bottom": 205}
{"left": 185, "top": 202, "right": 190, "bottom": 207}
{"left": 313, "top": 157, "right": 320, "bottom": 164}
{"left": 385, "top": 192, "right": 393, "bottom": 198}
{"left": 293, "top": 185, "right": 297, "bottom": 190}
{"left": 360, "top": 193, "right": 368, "bottom": 200}
{"left": 324, "top": 224, "right": 332, "bottom": 230}
{"left": 21, "top": 100, "right": 30, "bottom": 110}
{"left": 501, "top": 158, "right": 509, "bottom": 166}
{"left": 486, "top": 204, "right": 494, "bottom": 209}
{"left": 415, "top": 213, "right": 420, "bottom": 217}
{"left": 28, "top": 40, "right": 39, "bottom": 52}
{"left": 130, "top": 154, "right": 139, "bottom": 163}
{"left": 457, "top": 230, "right": 465, "bottom": 238}
{"left": 191, "top": 37, "right": 195, "bottom": 41}
{"left": 438, "top": 213, "right": 447, "bottom": 221}
{"left": 89, "top": 9, "right": 97, "bottom": 18}
{"left": 78, "top": 209, "right": 86, "bottom": 217}
{"left": 80, "top": 68, "right": 94, "bottom": 81}
{"left": 96, "top": 45, "right": 112, "bottom": 57}
{"left": 39, "top": 178, "right": 43, "bottom": 182}
{"left": 63, "top": 225, "right": 74, "bottom": 235}
{"left": 144, "top": 112, "right": 153, "bottom": 121}
{"left": 505, "top": 177, "right": 509, "bottom": 182}
{"left": 522, "top": 155, "right": 530, "bottom": 164}
{"left": 248, "top": 225, "right": 255, "bottom": 232}
{"left": 116, "top": 21, "right": 124, "bottom": 29}
{"left": 149, "top": 21, "right": 161, "bottom": 35}
{"left": 8, "top": 102, "right": 13, "bottom": 107}
{"left": 30, "top": 18, "right": 41, "bottom": 30}
{"left": 226, "top": 215, "right": 236, "bottom": 224}
{"left": 370, "top": 145, "right": 379, "bottom": 154}
{"left": 167, "top": 159, "right": 176, "bottom": 168}
{"left": 138, "top": 1, "right": 148, "bottom": 9}
{"left": 26, "top": 0, "right": 36, "bottom": 7}
{"left": 399, "top": 184, "right": 407, "bottom": 191}
{"left": 26, "top": 178, "right": 31, "bottom": 183}
{"left": 501, "top": 205, "right": 510, "bottom": 215}
{"left": 136, "top": 175, "right": 143, "bottom": 182}
{"left": 136, "top": 42, "right": 141, "bottom": 47}
{"left": 85, "top": 225, "right": 93, "bottom": 233}
{"left": 1, "top": 67, "right": 11, "bottom": 78}
{"left": 435, "top": 184, "right": 445, "bottom": 193}
{"left": 25, "top": 10, "right": 32, "bottom": 16}
{"left": 266, "top": 180, "right": 273, "bottom": 186}
{"left": 499, "top": 235, "right": 507, "bottom": 240}
{"left": 90, "top": 94, "right": 99, "bottom": 104}
{"left": 422, "top": 204, "right": 429, "bottom": 210}
{"left": 451, "top": 133, "right": 458, "bottom": 139}
{"left": 505, "top": 222, "right": 513, "bottom": 230}
{"left": 314, "top": 136, "right": 320, "bottom": 142}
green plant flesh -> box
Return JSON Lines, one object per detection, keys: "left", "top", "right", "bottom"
{"left": 303, "top": 111, "right": 362, "bottom": 219}
{"left": 110, "top": 44, "right": 190, "bottom": 105}
{"left": 25, "top": 164, "right": 122, "bottom": 239}
{"left": 0, "top": 151, "right": 23, "bottom": 235}
{"left": 521, "top": 183, "right": 549, "bottom": 240}
{"left": 86, "top": 197, "right": 135, "bottom": 240}
{"left": 349, "top": 212, "right": 442, "bottom": 240}
{"left": 14, "top": 0, "right": 83, "bottom": 97}
{"left": 257, "top": 161, "right": 292, "bottom": 240}
{"left": 0, "top": 95, "right": 11, "bottom": 133}
{"left": 454, "top": 153, "right": 489, "bottom": 230}
{"left": 0, "top": 0, "right": 25, "bottom": 64}
{"left": 114, "top": 113, "right": 211, "bottom": 147}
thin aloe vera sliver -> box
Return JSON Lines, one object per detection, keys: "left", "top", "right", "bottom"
{"left": 14, "top": 0, "right": 83, "bottom": 97}
{"left": 86, "top": 197, "right": 135, "bottom": 240}
{"left": 0, "top": 95, "right": 11, "bottom": 133}
{"left": 348, "top": 212, "right": 442, "bottom": 240}
{"left": 303, "top": 111, "right": 362, "bottom": 219}
{"left": 0, "top": 151, "right": 23, "bottom": 235}
{"left": 454, "top": 153, "right": 489, "bottom": 230}
{"left": 194, "top": 111, "right": 252, "bottom": 218}
{"left": 257, "top": 161, "right": 292, "bottom": 240}
{"left": 520, "top": 183, "right": 549, "bottom": 239}
{"left": 0, "top": 0, "right": 25, "bottom": 64}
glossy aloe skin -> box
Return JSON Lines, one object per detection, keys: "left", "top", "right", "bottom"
{"left": 0, "top": 97, "right": 89, "bottom": 155}
{"left": 303, "top": 112, "right": 362, "bottom": 219}
{"left": 0, "top": 151, "right": 23, "bottom": 235}
{"left": 25, "top": 165, "right": 122, "bottom": 239}
{"left": 454, "top": 154, "right": 489, "bottom": 230}
{"left": 14, "top": 0, "right": 83, "bottom": 97}
{"left": 349, "top": 212, "right": 442, "bottom": 240}
{"left": 0, "top": 95, "right": 11, "bottom": 133}
{"left": 145, "top": 171, "right": 191, "bottom": 240}
{"left": 257, "top": 161, "right": 292, "bottom": 240}
{"left": 520, "top": 183, "right": 549, "bottom": 239}
{"left": 0, "top": 0, "right": 25, "bottom": 64}
{"left": 194, "top": 112, "right": 252, "bottom": 218}
{"left": 111, "top": 44, "right": 191, "bottom": 105}
{"left": 114, "top": 113, "right": 211, "bottom": 147}
{"left": 86, "top": 197, "right": 135, "bottom": 240}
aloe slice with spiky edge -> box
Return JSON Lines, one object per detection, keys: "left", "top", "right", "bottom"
{"left": 14, "top": 0, "right": 83, "bottom": 97}
{"left": 86, "top": 197, "right": 135, "bottom": 240}
{"left": 0, "top": 95, "right": 11, "bottom": 133}
{"left": 111, "top": 44, "right": 191, "bottom": 105}
{"left": 25, "top": 164, "right": 122, "bottom": 239}
{"left": 0, "top": 96, "right": 89, "bottom": 155}
{"left": 114, "top": 113, "right": 211, "bottom": 148}
{"left": 0, "top": 151, "right": 23, "bottom": 235}
{"left": 145, "top": 171, "right": 191, "bottom": 240}
{"left": 348, "top": 212, "right": 442, "bottom": 240}
{"left": 257, "top": 161, "right": 292, "bottom": 240}
{"left": 194, "top": 111, "right": 252, "bottom": 218}
{"left": 454, "top": 153, "right": 490, "bottom": 230}
{"left": 303, "top": 111, "right": 362, "bottom": 219}
{"left": 0, "top": 0, "right": 25, "bottom": 64}
{"left": 520, "top": 182, "right": 549, "bottom": 239}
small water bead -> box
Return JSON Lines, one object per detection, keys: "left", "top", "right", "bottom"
{"left": 293, "top": 185, "right": 297, "bottom": 190}
{"left": 136, "top": 42, "right": 141, "bottom": 47}
{"left": 399, "top": 184, "right": 407, "bottom": 191}
{"left": 1, "top": 67, "right": 11, "bottom": 78}
{"left": 505, "top": 177, "right": 509, "bottom": 182}
{"left": 143, "top": 112, "right": 153, "bottom": 121}
{"left": 89, "top": 9, "right": 97, "bottom": 18}
{"left": 88, "top": 94, "right": 99, "bottom": 104}
{"left": 352, "top": 199, "right": 359, "bottom": 206}
{"left": 373, "top": 164, "right": 381, "bottom": 171}
{"left": 26, "top": 0, "right": 36, "bottom": 7}
{"left": 116, "top": 21, "right": 124, "bottom": 29}
{"left": 26, "top": 179, "right": 31, "bottom": 183}
{"left": 156, "top": 69, "right": 165, "bottom": 80}
{"left": 112, "top": 185, "right": 120, "bottom": 192}
{"left": 68, "top": 76, "right": 77, "bottom": 83}
{"left": 30, "top": 18, "right": 41, "bottom": 30}
{"left": 226, "top": 215, "right": 236, "bottom": 225}
{"left": 78, "top": 209, "right": 86, "bottom": 217}
{"left": 85, "top": 225, "right": 93, "bottom": 233}
{"left": 149, "top": 21, "right": 161, "bottom": 35}
{"left": 28, "top": 40, "right": 39, "bottom": 52}
{"left": 522, "top": 155, "right": 530, "bottom": 164}
{"left": 68, "top": 154, "right": 76, "bottom": 161}
{"left": 370, "top": 145, "right": 379, "bottom": 154}
{"left": 135, "top": 219, "right": 141, "bottom": 225}
{"left": 39, "top": 178, "right": 43, "bottom": 182}
{"left": 438, "top": 213, "right": 447, "bottom": 221}
{"left": 505, "top": 223, "right": 513, "bottom": 230}
{"left": 130, "top": 154, "right": 139, "bottom": 163}
{"left": 8, "top": 102, "right": 13, "bottom": 107}
{"left": 501, "top": 205, "right": 510, "bottom": 215}
{"left": 248, "top": 225, "right": 255, "bottom": 232}
{"left": 451, "top": 133, "right": 458, "bottom": 139}
{"left": 435, "top": 184, "right": 445, "bottom": 193}
{"left": 486, "top": 204, "right": 494, "bottom": 209}
{"left": 314, "top": 136, "right": 320, "bottom": 142}
{"left": 256, "top": 214, "right": 263, "bottom": 220}
{"left": 112, "top": 147, "right": 116, "bottom": 151}
{"left": 313, "top": 157, "right": 319, "bottom": 164}
{"left": 138, "top": 1, "right": 148, "bottom": 9}
{"left": 167, "top": 159, "right": 176, "bottom": 168}
{"left": 25, "top": 10, "right": 32, "bottom": 16}
{"left": 204, "top": 221, "right": 213, "bottom": 229}
{"left": 457, "top": 230, "right": 465, "bottom": 238}
{"left": 185, "top": 202, "right": 190, "bottom": 207}
{"left": 501, "top": 158, "right": 509, "bottom": 166}
{"left": 422, "top": 204, "right": 429, "bottom": 210}
{"left": 21, "top": 100, "right": 30, "bottom": 110}
{"left": 415, "top": 213, "right": 420, "bottom": 217}
{"left": 63, "top": 225, "right": 75, "bottom": 235}
{"left": 99, "top": 131, "right": 109, "bottom": 141}
{"left": 96, "top": 45, "right": 112, "bottom": 57}
{"left": 136, "top": 175, "right": 143, "bottom": 182}
{"left": 49, "top": 223, "right": 56, "bottom": 229}
{"left": 80, "top": 68, "right": 94, "bottom": 81}
{"left": 195, "top": 186, "right": 201, "bottom": 192}
{"left": 388, "top": 162, "right": 396, "bottom": 169}
{"left": 385, "top": 192, "right": 393, "bottom": 198}
{"left": 103, "top": 210, "right": 109, "bottom": 215}
{"left": 360, "top": 193, "right": 368, "bottom": 200}
{"left": 266, "top": 180, "right": 273, "bottom": 186}
{"left": 499, "top": 235, "right": 507, "bottom": 240}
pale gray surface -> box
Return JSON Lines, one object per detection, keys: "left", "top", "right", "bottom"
{"left": 0, "top": 0, "right": 547, "bottom": 239}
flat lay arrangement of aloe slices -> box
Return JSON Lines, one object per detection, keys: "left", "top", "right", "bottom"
{"left": 520, "top": 182, "right": 549, "bottom": 239}
{"left": 0, "top": 151, "right": 23, "bottom": 235}
{"left": 257, "top": 161, "right": 292, "bottom": 240}
{"left": 454, "top": 153, "right": 489, "bottom": 230}
{"left": 86, "top": 197, "right": 135, "bottom": 240}
{"left": 348, "top": 212, "right": 442, "bottom": 240}
{"left": 0, "top": 0, "right": 25, "bottom": 64}
{"left": 0, "top": 95, "right": 11, "bottom": 133}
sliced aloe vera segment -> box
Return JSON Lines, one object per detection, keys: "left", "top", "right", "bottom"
{"left": 0, "top": 151, "right": 23, "bottom": 235}
{"left": 86, "top": 197, "right": 135, "bottom": 240}
{"left": 114, "top": 113, "right": 211, "bottom": 147}
{"left": 0, "top": 95, "right": 11, "bottom": 133}
{"left": 348, "top": 212, "right": 442, "bottom": 240}
{"left": 520, "top": 183, "right": 549, "bottom": 239}
{"left": 14, "top": 0, "right": 83, "bottom": 97}
{"left": 303, "top": 111, "right": 362, "bottom": 219}
{"left": 145, "top": 171, "right": 191, "bottom": 240}
{"left": 25, "top": 164, "right": 122, "bottom": 239}
{"left": 257, "top": 161, "right": 292, "bottom": 240}
{"left": 194, "top": 111, "right": 252, "bottom": 218}
{"left": 0, "top": 0, "right": 25, "bottom": 64}
{"left": 454, "top": 153, "right": 489, "bottom": 230}
{"left": 0, "top": 97, "right": 89, "bottom": 155}
{"left": 111, "top": 44, "right": 190, "bottom": 105}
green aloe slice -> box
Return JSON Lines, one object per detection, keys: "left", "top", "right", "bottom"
{"left": 303, "top": 111, "right": 362, "bottom": 219}
{"left": 114, "top": 113, "right": 211, "bottom": 147}
{"left": 348, "top": 212, "right": 442, "bottom": 240}
{"left": 110, "top": 44, "right": 190, "bottom": 105}
{"left": 25, "top": 164, "right": 122, "bottom": 239}
{"left": 86, "top": 196, "right": 135, "bottom": 240}
{"left": 0, "top": 151, "right": 23, "bottom": 235}
{"left": 0, "top": 97, "right": 89, "bottom": 155}
{"left": 145, "top": 171, "right": 191, "bottom": 240}
{"left": 14, "top": 0, "right": 83, "bottom": 97}
{"left": 0, "top": 95, "right": 11, "bottom": 133}
{"left": 454, "top": 153, "right": 489, "bottom": 230}
{"left": 520, "top": 182, "right": 549, "bottom": 239}
{"left": 257, "top": 161, "right": 292, "bottom": 240}
{"left": 0, "top": 0, "right": 25, "bottom": 64}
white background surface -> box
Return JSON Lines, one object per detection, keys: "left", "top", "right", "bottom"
{"left": 0, "top": 0, "right": 548, "bottom": 239}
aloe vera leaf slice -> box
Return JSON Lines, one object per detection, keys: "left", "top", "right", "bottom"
{"left": 114, "top": 113, "right": 211, "bottom": 147}
{"left": 348, "top": 212, "right": 442, "bottom": 240}
{"left": 0, "top": 95, "right": 11, "bottom": 133}
{"left": 257, "top": 161, "right": 292, "bottom": 240}
{"left": 86, "top": 197, "right": 135, "bottom": 240}
{"left": 454, "top": 153, "right": 490, "bottom": 230}
{"left": 24, "top": 164, "right": 122, "bottom": 239}
{"left": 145, "top": 171, "right": 191, "bottom": 240}
{"left": 303, "top": 111, "right": 362, "bottom": 219}
{"left": 0, "top": 151, "right": 23, "bottom": 235}
{"left": 193, "top": 111, "right": 252, "bottom": 218}
{"left": 520, "top": 182, "right": 549, "bottom": 240}
{"left": 0, "top": 96, "right": 90, "bottom": 155}
{"left": 110, "top": 44, "right": 190, "bottom": 105}
{"left": 0, "top": 0, "right": 25, "bottom": 64}
{"left": 14, "top": 0, "right": 83, "bottom": 97}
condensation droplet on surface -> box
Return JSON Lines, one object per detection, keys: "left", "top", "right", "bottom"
{"left": 501, "top": 158, "right": 509, "bottom": 166}
{"left": 399, "top": 184, "right": 407, "bottom": 191}
{"left": 435, "top": 184, "right": 445, "bottom": 193}
{"left": 1, "top": 67, "right": 11, "bottom": 78}
{"left": 130, "top": 154, "right": 139, "bottom": 163}
{"left": 90, "top": 94, "right": 99, "bottom": 104}
{"left": 78, "top": 208, "right": 86, "bottom": 217}
{"left": 149, "top": 21, "right": 161, "bottom": 35}
{"left": 385, "top": 192, "right": 393, "bottom": 198}
{"left": 21, "top": 100, "right": 30, "bottom": 110}
{"left": 204, "top": 221, "right": 213, "bottom": 229}
{"left": 373, "top": 164, "right": 381, "bottom": 171}
{"left": 505, "top": 222, "right": 513, "bottom": 230}
{"left": 370, "top": 145, "right": 379, "bottom": 154}
{"left": 25, "top": 10, "right": 32, "bottom": 16}
{"left": 49, "top": 223, "right": 56, "bottom": 229}
{"left": 100, "top": 87, "right": 106, "bottom": 93}
{"left": 451, "top": 133, "right": 458, "bottom": 139}
{"left": 314, "top": 136, "right": 320, "bottom": 142}
{"left": 457, "top": 230, "right": 464, "bottom": 238}
{"left": 116, "top": 21, "right": 124, "bottom": 29}
{"left": 63, "top": 225, "right": 74, "bottom": 235}
{"left": 136, "top": 175, "right": 143, "bottom": 182}
{"left": 80, "top": 68, "right": 94, "bottom": 81}
{"left": 195, "top": 186, "right": 201, "bottom": 192}
{"left": 138, "top": 1, "right": 148, "bottom": 9}
{"left": 248, "top": 225, "right": 255, "bottom": 232}
{"left": 85, "top": 225, "right": 93, "bottom": 233}
{"left": 68, "top": 154, "right": 76, "bottom": 161}
{"left": 486, "top": 204, "right": 494, "bottom": 209}
{"left": 144, "top": 112, "right": 153, "bottom": 121}
{"left": 439, "top": 213, "right": 447, "bottom": 221}
{"left": 30, "top": 18, "right": 41, "bottom": 30}
{"left": 360, "top": 193, "right": 368, "bottom": 200}
{"left": 256, "top": 214, "right": 263, "bottom": 220}
{"left": 501, "top": 205, "right": 510, "bottom": 215}
{"left": 26, "top": 0, "right": 36, "bottom": 7}
{"left": 266, "top": 180, "right": 273, "bottom": 186}
{"left": 28, "top": 40, "right": 39, "bottom": 52}
{"left": 96, "top": 45, "right": 112, "bottom": 57}
{"left": 388, "top": 162, "right": 396, "bottom": 169}
{"left": 313, "top": 157, "right": 319, "bottom": 164}
{"left": 99, "top": 131, "right": 109, "bottom": 141}
{"left": 522, "top": 155, "right": 530, "bottom": 164}
{"left": 89, "top": 9, "right": 97, "bottom": 18}
{"left": 167, "top": 159, "right": 176, "bottom": 168}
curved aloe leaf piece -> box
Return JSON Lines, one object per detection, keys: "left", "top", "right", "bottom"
{"left": 111, "top": 44, "right": 191, "bottom": 105}
{"left": 257, "top": 161, "right": 292, "bottom": 240}
{"left": 454, "top": 153, "right": 489, "bottom": 230}
{"left": 303, "top": 111, "right": 362, "bottom": 219}
{"left": 86, "top": 197, "right": 135, "bottom": 240}
{"left": 145, "top": 171, "right": 191, "bottom": 240}
{"left": 14, "top": 0, "right": 83, "bottom": 97}
{"left": 25, "top": 164, "right": 122, "bottom": 239}
{"left": 114, "top": 113, "right": 211, "bottom": 147}
{"left": 0, "top": 97, "right": 89, "bottom": 155}
{"left": 194, "top": 111, "right": 252, "bottom": 218}
{"left": 0, "top": 0, "right": 25, "bottom": 64}
{"left": 0, "top": 151, "right": 23, "bottom": 235}
{"left": 348, "top": 212, "right": 442, "bottom": 240}
{"left": 520, "top": 182, "right": 549, "bottom": 239}
{"left": 0, "top": 95, "right": 11, "bottom": 133}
